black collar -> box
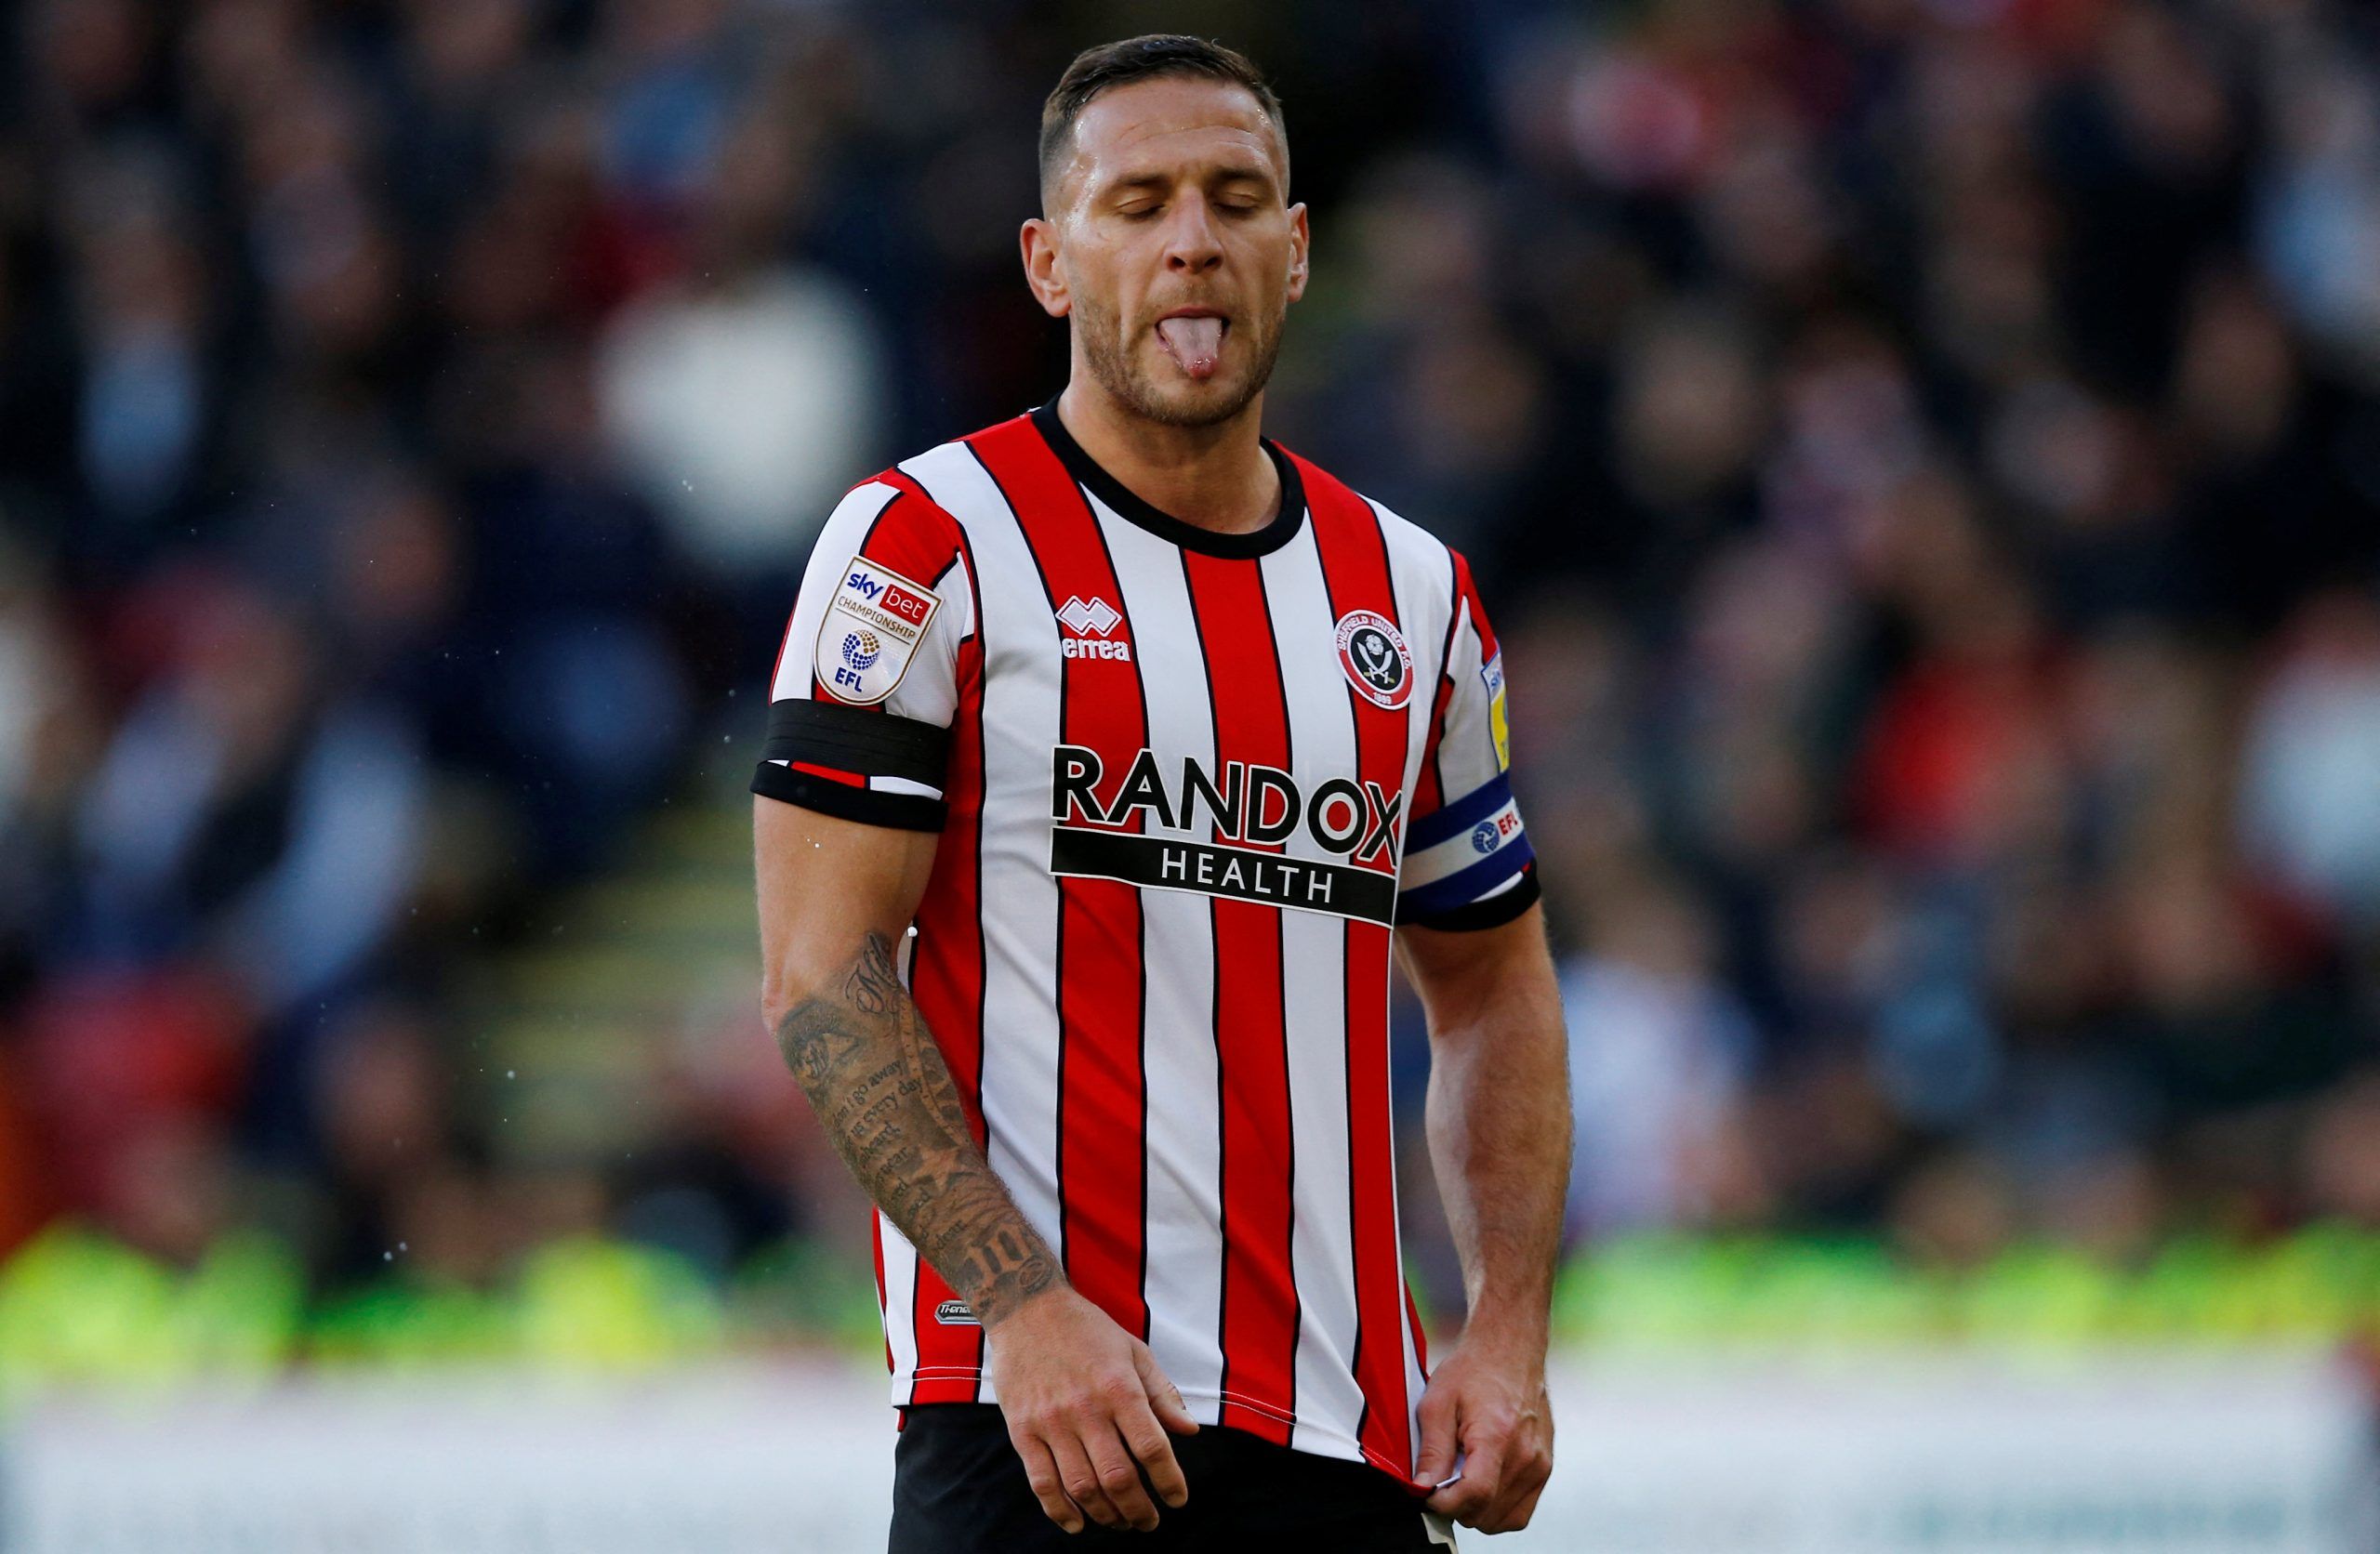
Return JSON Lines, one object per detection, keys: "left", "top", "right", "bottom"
{"left": 1030, "top": 395, "right": 1306, "bottom": 559}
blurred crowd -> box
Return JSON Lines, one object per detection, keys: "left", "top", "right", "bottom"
{"left": 0, "top": 0, "right": 2376, "bottom": 1350}
{"left": 1403, "top": 0, "right": 2380, "bottom": 1280}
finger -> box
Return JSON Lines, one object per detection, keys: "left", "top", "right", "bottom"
{"left": 1116, "top": 1390, "right": 1190, "bottom": 1510}
{"left": 1410, "top": 1390, "right": 1458, "bottom": 1489}
{"left": 1425, "top": 1476, "right": 1488, "bottom": 1524}
{"left": 1082, "top": 1416, "right": 1163, "bottom": 1531}
{"left": 1475, "top": 1446, "right": 1552, "bottom": 1532}
{"left": 1428, "top": 1428, "right": 1509, "bottom": 1525}
{"left": 1480, "top": 1429, "right": 1553, "bottom": 1530}
{"left": 1133, "top": 1343, "right": 1200, "bottom": 1436}
{"left": 1049, "top": 1431, "right": 1124, "bottom": 1529}
{"left": 1012, "top": 1432, "right": 1083, "bottom": 1535}
{"left": 1502, "top": 1476, "right": 1550, "bottom": 1532}
{"left": 1516, "top": 1438, "right": 1554, "bottom": 1497}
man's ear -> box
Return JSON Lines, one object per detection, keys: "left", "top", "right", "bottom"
{"left": 1021, "top": 217, "right": 1071, "bottom": 319}
{"left": 1286, "top": 202, "right": 1311, "bottom": 305}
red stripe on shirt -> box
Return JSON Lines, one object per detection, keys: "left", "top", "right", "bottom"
{"left": 1297, "top": 454, "right": 1417, "bottom": 1474}
{"left": 1414, "top": 652, "right": 1458, "bottom": 821}
{"left": 1181, "top": 546, "right": 1301, "bottom": 1447}
{"left": 1412, "top": 547, "right": 1468, "bottom": 823}
{"left": 905, "top": 526, "right": 993, "bottom": 1403}
{"left": 969, "top": 417, "right": 1152, "bottom": 1346}
{"left": 1451, "top": 550, "right": 1498, "bottom": 661}
{"left": 800, "top": 473, "right": 977, "bottom": 1395}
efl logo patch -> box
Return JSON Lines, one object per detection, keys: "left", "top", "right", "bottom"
{"left": 1335, "top": 609, "right": 1413, "bottom": 710}
{"left": 813, "top": 557, "right": 941, "bottom": 705}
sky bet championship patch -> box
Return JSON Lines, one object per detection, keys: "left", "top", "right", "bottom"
{"left": 814, "top": 557, "right": 942, "bottom": 705}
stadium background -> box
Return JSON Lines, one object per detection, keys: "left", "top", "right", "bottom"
{"left": 1, "top": 0, "right": 2377, "bottom": 1547}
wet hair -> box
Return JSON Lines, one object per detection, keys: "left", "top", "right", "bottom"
{"left": 1038, "top": 34, "right": 1287, "bottom": 203}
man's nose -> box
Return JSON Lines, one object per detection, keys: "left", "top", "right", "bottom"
{"left": 1164, "top": 200, "right": 1223, "bottom": 273}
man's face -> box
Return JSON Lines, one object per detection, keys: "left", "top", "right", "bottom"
{"left": 1030, "top": 76, "right": 1308, "bottom": 428}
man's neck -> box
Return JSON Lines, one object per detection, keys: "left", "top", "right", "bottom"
{"left": 1054, "top": 377, "right": 1280, "bottom": 536}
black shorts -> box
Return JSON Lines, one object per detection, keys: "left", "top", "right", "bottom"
{"left": 887, "top": 1403, "right": 1450, "bottom": 1551}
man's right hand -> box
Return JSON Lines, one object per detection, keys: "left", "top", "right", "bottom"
{"left": 985, "top": 1286, "right": 1200, "bottom": 1533}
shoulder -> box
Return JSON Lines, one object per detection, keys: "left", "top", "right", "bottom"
{"left": 1370, "top": 495, "right": 1467, "bottom": 603}
{"left": 1283, "top": 446, "right": 1468, "bottom": 625}
{"left": 816, "top": 468, "right": 972, "bottom": 601}
{"left": 821, "top": 411, "right": 1044, "bottom": 586}
{"left": 843, "top": 413, "right": 1053, "bottom": 549}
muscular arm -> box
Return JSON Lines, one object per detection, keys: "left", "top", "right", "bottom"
{"left": 768, "top": 924, "right": 1060, "bottom": 1324}
{"left": 756, "top": 796, "right": 1195, "bottom": 1532}
{"left": 1395, "top": 901, "right": 1571, "bottom": 1532}
{"left": 1402, "top": 902, "right": 1571, "bottom": 1340}
{"left": 757, "top": 797, "right": 1061, "bottom": 1323}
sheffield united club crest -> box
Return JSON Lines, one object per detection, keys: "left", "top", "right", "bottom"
{"left": 1333, "top": 609, "right": 1413, "bottom": 710}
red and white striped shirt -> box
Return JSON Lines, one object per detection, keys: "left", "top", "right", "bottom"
{"left": 755, "top": 401, "right": 1535, "bottom": 1482}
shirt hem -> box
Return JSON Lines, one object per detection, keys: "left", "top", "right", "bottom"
{"left": 887, "top": 1369, "right": 1417, "bottom": 1482}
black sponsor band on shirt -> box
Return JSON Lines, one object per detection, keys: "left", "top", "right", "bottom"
{"left": 751, "top": 698, "right": 952, "bottom": 832}
{"left": 763, "top": 698, "right": 950, "bottom": 784}
{"left": 1051, "top": 744, "right": 1403, "bottom": 865}
{"left": 751, "top": 761, "right": 946, "bottom": 832}
{"left": 1049, "top": 826, "right": 1397, "bottom": 926}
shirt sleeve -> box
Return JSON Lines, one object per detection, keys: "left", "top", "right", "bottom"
{"left": 750, "top": 477, "right": 974, "bottom": 832}
{"left": 1396, "top": 551, "right": 1540, "bottom": 930}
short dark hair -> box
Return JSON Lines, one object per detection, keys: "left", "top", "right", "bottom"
{"left": 1038, "top": 34, "right": 1286, "bottom": 199}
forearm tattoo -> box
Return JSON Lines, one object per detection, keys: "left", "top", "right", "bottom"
{"left": 774, "top": 931, "right": 1060, "bottom": 1326}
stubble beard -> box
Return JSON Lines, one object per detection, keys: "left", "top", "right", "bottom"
{"left": 1075, "top": 292, "right": 1285, "bottom": 430}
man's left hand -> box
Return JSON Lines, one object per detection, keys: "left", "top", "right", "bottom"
{"left": 1409, "top": 1332, "right": 1554, "bottom": 1533}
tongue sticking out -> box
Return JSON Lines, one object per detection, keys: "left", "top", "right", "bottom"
{"left": 1156, "top": 316, "right": 1225, "bottom": 380}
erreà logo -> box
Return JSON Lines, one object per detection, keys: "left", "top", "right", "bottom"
{"left": 1056, "top": 595, "right": 1131, "bottom": 662}
{"left": 1057, "top": 596, "right": 1120, "bottom": 636}
{"left": 934, "top": 1298, "right": 979, "bottom": 1326}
